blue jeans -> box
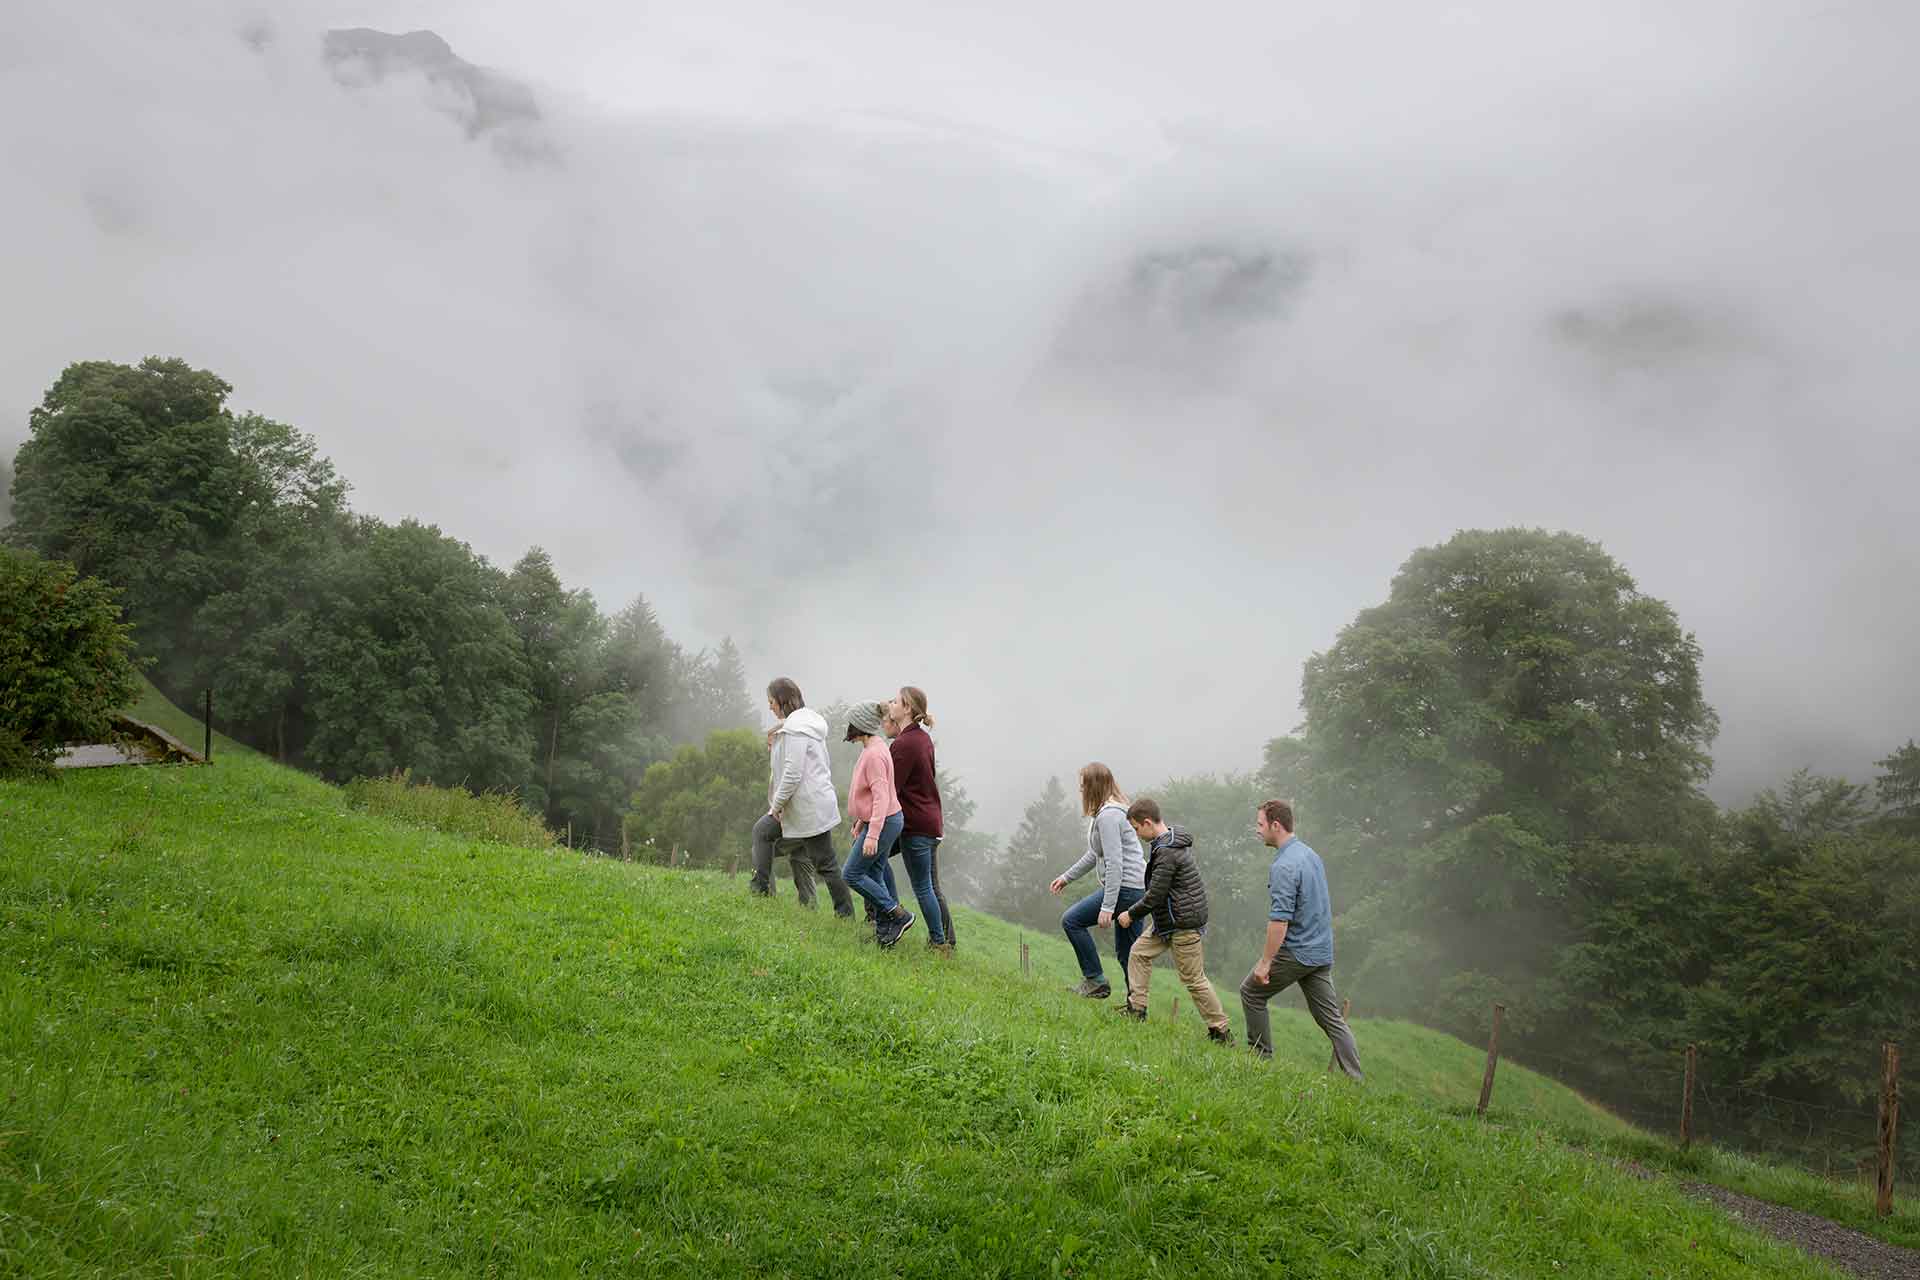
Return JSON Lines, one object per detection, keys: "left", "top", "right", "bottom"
{"left": 1062, "top": 885, "right": 1146, "bottom": 985}
{"left": 843, "top": 813, "right": 905, "bottom": 913}
{"left": 899, "top": 834, "right": 947, "bottom": 944}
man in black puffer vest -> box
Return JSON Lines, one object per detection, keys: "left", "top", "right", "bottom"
{"left": 1114, "top": 797, "right": 1233, "bottom": 1044}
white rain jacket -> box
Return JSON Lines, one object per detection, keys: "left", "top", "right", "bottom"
{"left": 768, "top": 707, "right": 841, "bottom": 839}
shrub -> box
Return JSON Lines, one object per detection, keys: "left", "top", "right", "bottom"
{"left": 0, "top": 546, "right": 140, "bottom": 775}
{"left": 344, "top": 769, "right": 556, "bottom": 850}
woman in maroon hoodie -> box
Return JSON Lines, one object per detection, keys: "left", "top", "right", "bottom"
{"left": 887, "top": 686, "right": 953, "bottom": 953}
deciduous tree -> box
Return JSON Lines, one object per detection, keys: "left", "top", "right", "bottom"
{"left": 0, "top": 547, "right": 139, "bottom": 774}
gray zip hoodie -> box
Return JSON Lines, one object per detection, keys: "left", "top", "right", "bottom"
{"left": 768, "top": 707, "right": 840, "bottom": 839}
{"left": 1059, "top": 802, "right": 1148, "bottom": 913}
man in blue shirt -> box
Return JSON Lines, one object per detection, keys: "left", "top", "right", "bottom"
{"left": 1239, "top": 799, "right": 1363, "bottom": 1080}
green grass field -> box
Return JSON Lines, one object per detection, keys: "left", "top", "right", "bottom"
{"left": 0, "top": 740, "right": 1899, "bottom": 1276}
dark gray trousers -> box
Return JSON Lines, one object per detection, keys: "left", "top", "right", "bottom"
{"left": 749, "top": 815, "right": 853, "bottom": 916}
{"left": 1240, "top": 954, "right": 1364, "bottom": 1081}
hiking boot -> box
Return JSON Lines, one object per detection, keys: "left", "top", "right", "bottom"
{"left": 1207, "top": 1025, "right": 1235, "bottom": 1047}
{"left": 1116, "top": 1003, "right": 1146, "bottom": 1022}
{"left": 1069, "top": 977, "right": 1112, "bottom": 999}
{"left": 880, "top": 910, "right": 915, "bottom": 949}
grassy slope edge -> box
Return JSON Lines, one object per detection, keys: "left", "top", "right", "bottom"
{"left": 0, "top": 751, "right": 1874, "bottom": 1278}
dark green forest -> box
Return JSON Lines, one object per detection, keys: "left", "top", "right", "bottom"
{"left": 5, "top": 357, "right": 1914, "bottom": 1179}
{"left": 3, "top": 357, "right": 754, "bottom": 849}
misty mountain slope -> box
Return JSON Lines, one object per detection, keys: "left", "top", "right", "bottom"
{"left": 322, "top": 27, "right": 539, "bottom": 137}
{"left": 0, "top": 752, "right": 1844, "bottom": 1276}
{"left": 8, "top": 2, "right": 1920, "bottom": 831}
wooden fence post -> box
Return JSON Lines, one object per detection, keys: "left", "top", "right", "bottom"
{"left": 727, "top": 855, "right": 738, "bottom": 878}
{"left": 1019, "top": 941, "right": 1030, "bottom": 977}
{"left": 565, "top": 822, "right": 572, "bottom": 850}
{"left": 1681, "top": 1044, "right": 1697, "bottom": 1149}
{"left": 203, "top": 689, "right": 213, "bottom": 762}
{"left": 1171, "top": 995, "right": 1179, "bottom": 1022}
{"left": 1476, "top": 1003, "right": 1506, "bottom": 1118}
{"left": 1878, "top": 1042, "right": 1902, "bottom": 1217}
{"left": 621, "top": 826, "right": 630, "bottom": 860}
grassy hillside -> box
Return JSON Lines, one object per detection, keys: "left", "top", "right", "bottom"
{"left": 0, "top": 752, "right": 1869, "bottom": 1277}
{"left": 124, "top": 675, "right": 253, "bottom": 760}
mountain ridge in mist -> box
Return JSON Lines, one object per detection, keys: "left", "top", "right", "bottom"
{"left": 322, "top": 26, "right": 540, "bottom": 138}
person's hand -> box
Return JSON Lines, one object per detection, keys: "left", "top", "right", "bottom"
{"left": 1048, "top": 875, "right": 1067, "bottom": 895}
{"left": 1097, "top": 910, "right": 1113, "bottom": 929}
{"left": 1252, "top": 958, "right": 1271, "bottom": 985}
{"left": 768, "top": 807, "right": 780, "bottom": 820}
{"left": 864, "top": 835, "right": 879, "bottom": 857}
{"left": 1116, "top": 911, "right": 1131, "bottom": 929}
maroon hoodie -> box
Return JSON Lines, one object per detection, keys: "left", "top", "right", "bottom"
{"left": 889, "top": 722, "right": 943, "bottom": 838}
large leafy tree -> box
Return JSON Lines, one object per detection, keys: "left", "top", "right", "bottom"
{"left": 624, "top": 729, "right": 767, "bottom": 865}
{"left": 1560, "top": 772, "right": 1920, "bottom": 1173}
{"left": 503, "top": 548, "right": 605, "bottom": 815}
{"left": 300, "top": 519, "right": 533, "bottom": 792}
{"left": 0, "top": 547, "right": 140, "bottom": 773}
{"left": 192, "top": 414, "right": 351, "bottom": 762}
{"left": 1298, "top": 529, "right": 1719, "bottom": 1033}
{"left": 1874, "top": 740, "right": 1920, "bottom": 836}
{"left": 986, "top": 776, "right": 1084, "bottom": 932}
{"left": 669, "top": 637, "right": 754, "bottom": 743}
{"left": 1151, "top": 773, "right": 1269, "bottom": 972}
{"left": 6, "top": 359, "right": 246, "bottom": 690}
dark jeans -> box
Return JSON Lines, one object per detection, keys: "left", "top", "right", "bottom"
{"left": 899, "top": 834, "right": 947, "bottom": 944}
{"left": 929, "top": 838, "right": 954, "bottom": 948}
{"left": 844, "top": 813, "right": 906, "bottom": 913}
{"left": 749, "top": 814, "right": 853, "bottom": 916}
{"left": 1061, "top": 884, "right": 1145, "bottom": 985}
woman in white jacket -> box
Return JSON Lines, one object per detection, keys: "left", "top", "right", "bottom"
{"left": 750, "top": 677, "right": 853, "bottom": 915}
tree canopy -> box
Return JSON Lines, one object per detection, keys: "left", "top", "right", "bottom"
{"left": 0, "top": 546, "right": 140, "bottom": 774}
{"left": 4, "top": 357, "right": 752, "bottom": 840}
{"left": 1295, "top": 529, "right": 1720, "bottom": 1032}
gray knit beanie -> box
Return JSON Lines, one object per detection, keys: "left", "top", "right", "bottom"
{"left": 845, "top": 701, "right": 886, "bottom": 738}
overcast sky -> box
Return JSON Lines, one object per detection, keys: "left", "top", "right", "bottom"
{"left": 5, "top": 1, "right": 1917, "bottom": 830}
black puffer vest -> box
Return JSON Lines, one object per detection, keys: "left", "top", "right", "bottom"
{"left": 1137, "top": 825, "right": 1208, "bottom": 934}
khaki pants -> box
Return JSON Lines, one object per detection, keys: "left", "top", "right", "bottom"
{"left": 1125, "top": 928, "right": 1229, "bottom": 1030}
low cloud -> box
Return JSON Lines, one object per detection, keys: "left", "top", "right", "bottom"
{"left": 4, "top": 1, "right": 1916, "bottom": 827}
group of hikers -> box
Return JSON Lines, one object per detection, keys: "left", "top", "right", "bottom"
{"left": 749, "top": 677, "right": 1363, "bottom": 1079}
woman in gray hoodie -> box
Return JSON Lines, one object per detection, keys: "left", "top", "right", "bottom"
{"left": 1047, "top": 762, "right": 1148, "bottom": 998}
{"left": 749, "top": 677, "right": 853, "bottom": 915}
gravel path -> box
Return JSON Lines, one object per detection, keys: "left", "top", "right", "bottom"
{"left": 1675, "top": 1179, "right": 1917, "bottom": 1279}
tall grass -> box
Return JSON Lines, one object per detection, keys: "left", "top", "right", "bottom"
{"left": 343, "top": 768, "right": 555, "bottom": 850}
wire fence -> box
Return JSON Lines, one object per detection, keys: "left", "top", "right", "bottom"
{"left": 1462, "top": 1006, "right": 1906, "bottom": 1215}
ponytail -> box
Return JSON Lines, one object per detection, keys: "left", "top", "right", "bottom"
{"left": 899, "top": 685, "right": 934, "bottom": 728}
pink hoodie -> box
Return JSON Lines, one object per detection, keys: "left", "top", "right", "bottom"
{"left": 848, "top": 738, "right": 903, "bottom": 843}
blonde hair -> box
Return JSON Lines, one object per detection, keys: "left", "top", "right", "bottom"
{"left": 898, "top": 686, "right": 934, "bottom": 728}
{"left": 1078, "top": 762, "right": 1128, "bottom": 817}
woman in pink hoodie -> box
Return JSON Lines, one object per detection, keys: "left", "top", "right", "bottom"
{"left": 841, "top": 700, "right": 914, "bottom": 947}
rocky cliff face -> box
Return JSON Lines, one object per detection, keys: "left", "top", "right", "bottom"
{"left": 322, "top": 28, "right": 540, "bottom": 138}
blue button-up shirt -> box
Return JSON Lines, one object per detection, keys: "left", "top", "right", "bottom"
{"left": 1268, "top": 835, "right": 1334, "bottom": 967}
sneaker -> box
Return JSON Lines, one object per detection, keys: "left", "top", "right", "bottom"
{"left": 1207, "top": 1025, "right": 1235, "bottom": 1047}
{"left": 1116, "top": 1003, "right": 1146, "bottom": 1022}
{"left": 1069, "top": 977, "right": 1112, "bottom": 999}
{"left": 880, "top": 910, "right": 915, "bottom": 948}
